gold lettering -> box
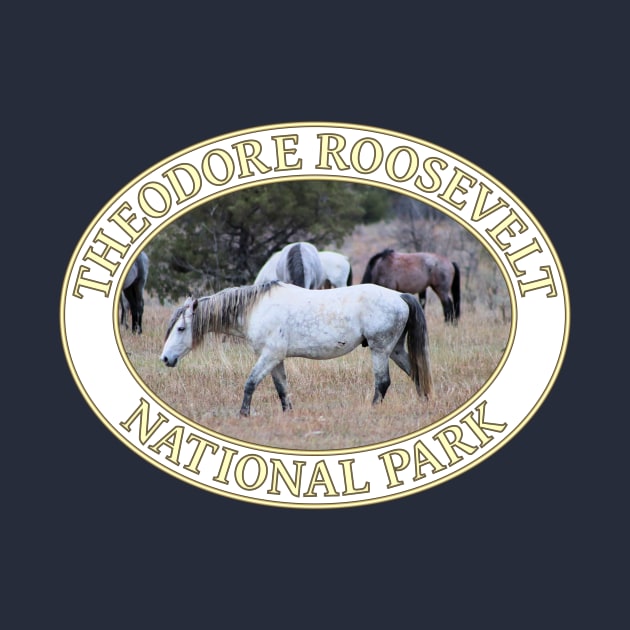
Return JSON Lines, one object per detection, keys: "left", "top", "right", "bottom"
{"left": 339, "top": 459, "right": 370, "bottom": 495}
{"left": 201, "top": 148, "right": 235, "bottom": 185}
{"left": 272, "top": 134, "right": 302, "bottom": 171}
{"left": 108, "top": 201, "right": 151, "bottom": 242}
{"left": 471, "top": 181, "right": 510, "bottom": 222}
{"left": 148, "top": 425, "right": 185, "bottom": 465}
{"left": 303, "top": 460, "right": 339, "bottom": 497}
{"left": 505, "top": 238, "right": 543, "bottom": 277}
{"left": 213, "top": 446, "right": 238, "bottom": 485}
{"left": 518, "top": 265, "right": 558, "bottom": 297}
{"left": 385, "top": 146, "right": 419, "bottom": 182}
{"left": 72, "top": 265, "right": 112, "bottom": 298}
{"left": 413, "top": 440, "right": 447, "bottom": 480}
{"left": 459, "top": 401, "right": 506, "bottom": 446}
{"left": 83, "top": 229, "right": 129, "bottom": 275}
{"left": 433, "top": 425, "right": 478, "bottom": 465}
{"left": 414, "top": 157, "right": 447, "bottom": 193}
{"left": 119, "top": 398, "right": 170, "bottom": 444}
{"left": 234, "top": 455, "right": 268, "bottom": 491}
{"left": 267, "top": 458, "right": 306, "bottom": 497}
{"left": 162, "top": 163, "right": 202, "bottom": 204}
{"left": 350, "top": 137, "right": 384, "bottom": 174}
{"left": 138, "top": 181, "right": 172, "bottom": 218}
{"left": 378, "top": 448, "right": 410, "bottom": 488}
{"left": 231, "top": 140, "right": 272, "bottom": 178}
{"left": 316, "top": 133, "right": 350, "bottom": 170}
{"left": 438, "top": 166, "right": 477, "bottom": 210}
{"left": 183, "top": 434, "right": 219, "bottom": 475}
{"left": 486, "top": 208, "right": 528, "bottom": 251}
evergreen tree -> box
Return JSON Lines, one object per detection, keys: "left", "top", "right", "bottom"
{"left": 146, "top": 181, "right": 390, "bottom": 301}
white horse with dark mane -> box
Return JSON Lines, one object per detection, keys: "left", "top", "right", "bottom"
{"left": 254, "top": 244, "right": 352, "bottom": 288}
{"left": 160, "top": 282, "right": 432, "bottom": 417}
{"left": 254, "top": 242, "right": 324, "bottom": 289}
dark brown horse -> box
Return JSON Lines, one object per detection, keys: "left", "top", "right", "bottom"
{"left": 361, "top": 248, "right": 460, "bottom": 323}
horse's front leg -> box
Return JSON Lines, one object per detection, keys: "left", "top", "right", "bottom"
{"left": 239, "top": 353, "right": 280, "bottom": 417}
{"left": 271, "top": 361, "right": 292, "bottom": 412}
{"left": 418, "top": 290, "right": 427, "bottom": 310}
{"left": 370, "top": 351, "right": 391, "bottom": 404}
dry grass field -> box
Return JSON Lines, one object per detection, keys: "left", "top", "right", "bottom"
{"left": 122, "top": 218, "right": 511, "bottom": 451}
{"left": 122, "top": 298, "right": 509, "bottom": 451}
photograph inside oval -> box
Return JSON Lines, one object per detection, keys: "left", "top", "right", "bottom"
{"left": 119, "top": 181, "right": 511, "bottom": 450}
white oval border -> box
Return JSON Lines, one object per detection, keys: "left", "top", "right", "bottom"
{"left": 60, "top": 122, "right": 570, "bottom": 508}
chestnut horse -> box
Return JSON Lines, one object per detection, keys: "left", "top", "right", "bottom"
{"left": 362, "top": 248, "right": 460, "bottom": 323}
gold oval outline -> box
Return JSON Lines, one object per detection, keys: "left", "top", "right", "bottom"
{"left": 60, "top": 121, "right": 570, "bottom": 508}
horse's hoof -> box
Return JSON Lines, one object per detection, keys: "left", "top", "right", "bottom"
{"left": 239, "top": 410, "right": 250, "bottom": 417}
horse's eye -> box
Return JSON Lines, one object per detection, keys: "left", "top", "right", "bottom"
{"left": 177, "top": 326, "right": 185, "bottom": 332}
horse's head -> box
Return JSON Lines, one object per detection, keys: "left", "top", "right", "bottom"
{"left": 160, "top": 296, "right": 197, "bottom": 367}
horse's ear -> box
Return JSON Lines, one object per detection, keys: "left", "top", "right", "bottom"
{"left": 184, "top": 296, "right": 198, "bottom": 313}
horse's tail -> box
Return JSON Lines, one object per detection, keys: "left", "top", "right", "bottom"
{"left": 451, "top": 262, "right": 460, "bottom": 320}
{"left": 400, "top": 293, "right": 433, "bottom": 398}
{"left": 361, "top": 248, "right": 394, "bottom": 283}
{"left": 346, "top": 263, "right": 353, "bottom": 286}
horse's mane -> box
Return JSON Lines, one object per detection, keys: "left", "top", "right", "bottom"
{"left": 191, "top": 282, "right": 277, "bottom": 346}
{"left": 165, "top": 282, "right": 277, "bottom": 346}
{"left": 361, "top": 248, "right": 394, "bottom": 283}
{"left": 286, "top": 244, "right": 305, "bottom": 287}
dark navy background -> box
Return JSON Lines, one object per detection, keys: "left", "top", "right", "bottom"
{"left": 8, "top": 4, "right": 622, "bottom": 628}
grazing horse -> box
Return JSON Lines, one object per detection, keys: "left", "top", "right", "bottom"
{"left": 254, "top": 247, "right": 352, "bottom": 288}
{"left": 254, "top": 242, "right": 325, "bottom": 289}
{"left": 318, "top": 251, "right": 353, "bottom": 287}
{"left": 121, "top": 251, "right": 149, "bottom": 334}
{"left": 160, "top": 282, "right": 432, "bottom": 417}
{"left": 362, "top": 248, "right": 460, "bottom": 323}
{"left": 253, "top": 251, "right": 281, "bottom": 285}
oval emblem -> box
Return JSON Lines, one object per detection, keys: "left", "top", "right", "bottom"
{"left": 60, "top": 123, "right": 569, "bottom": 508}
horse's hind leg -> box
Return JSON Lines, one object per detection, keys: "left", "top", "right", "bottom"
{"left": 123, "top": 286, "right": 143, "bottom": 334}
{"left": 442, "top": 297, "right": 455, "bottom": 323}
{"left": 271, "top": 361, "right": 292, "bottom": 412}
{"left": 435, "top": 289, "right": 455, "bottom": 323}
{"left": 390, "top": 333, "right": 411, "bottom": 376}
